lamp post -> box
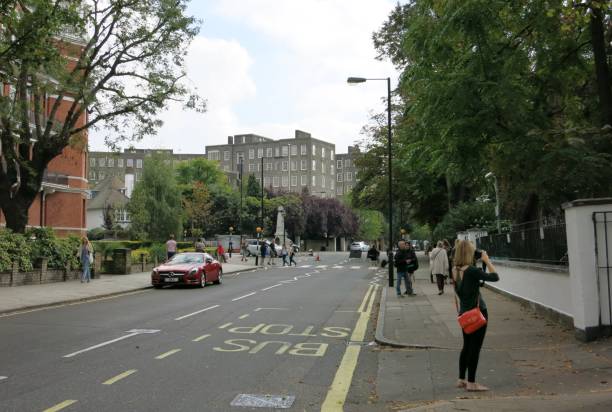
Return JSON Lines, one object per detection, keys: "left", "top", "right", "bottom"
{"left": 229, "top": 226, "right": 234, "bottom": 258}
{"left": 485, "top": 172, "right": 501, "bottom": 234}
{"left": 347, "top": 76, "right": 394, "bottom": 287}
{"left": 256, "top": 226, "right": 262, "bottom": 266}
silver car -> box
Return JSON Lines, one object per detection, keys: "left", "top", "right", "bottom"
{"left": 350, "top": 241, "right": 369, "bottom": 252}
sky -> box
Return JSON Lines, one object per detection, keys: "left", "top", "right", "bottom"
{"left": 89, "top": 0, "right": 400, "bottom": 155}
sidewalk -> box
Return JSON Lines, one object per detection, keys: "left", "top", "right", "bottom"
{"left": 374, "top": 255, "right": 612, "bottom": 411}
{"left": 0, "top": 261, "right": 257, "bottom": 315}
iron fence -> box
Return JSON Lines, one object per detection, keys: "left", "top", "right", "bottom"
{"left": 476, "top": 220, "right": 568, "bottom": 266}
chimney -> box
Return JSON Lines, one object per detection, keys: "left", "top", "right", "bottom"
{"left": 228, "top": 136, "right": 234, "bottom": 144}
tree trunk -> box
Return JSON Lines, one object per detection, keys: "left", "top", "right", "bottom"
{"left": 0, "top": 191, "right": 33, "bottom": 233}
{"left": 590, "top": 6, "right": 612, "bottom": 127}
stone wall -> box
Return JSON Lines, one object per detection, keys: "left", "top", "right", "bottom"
{"left": 0, "top": 260, "right": 83, "bottom": 287}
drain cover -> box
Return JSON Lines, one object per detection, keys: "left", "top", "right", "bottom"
{"left": 230, "top": 394, "right": 295, "bottom": 408}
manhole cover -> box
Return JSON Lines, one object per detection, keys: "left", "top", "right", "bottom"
{"left": 230, "top": 394, "right": 295, "bottom": 408}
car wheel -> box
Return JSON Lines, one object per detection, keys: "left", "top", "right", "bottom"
{"left": 199, "top": 273, "right": 207, "bottom": 288}
{"left": 214, "top": 269, "right": 222, "bottom": 285}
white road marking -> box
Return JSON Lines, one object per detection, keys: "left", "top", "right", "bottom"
{"left": 193, "top": 334, "right": 211, "bottom": 342}
{"left": 316, "top": 265, "right": 328, "bottom": 268}
{"left": 300, "top": 265, "right": 312, "bottom": 268}
{"left": 174, "top": 305, "right": 220, "bottom": 321}
{"left": 261, "top": 284, "right": 282, "bottom": 291}
{"left": 0, "top": 376, "right": 7, "bottom": 382}
{"left": 332, "top": 266, "right": 344, "bottom": 269}
{"left": 350, "top": 266, "right": 361, "bottom": 269}
{"left": 219, "top": 322, "right": 233, "bottom": 329}
{"left": 254, "top": 308, "right": 288, "bottom": 312}
{"left": 232, "top": 292, "right": 256, "bottom": 301}
{"left": 239, "top": 314, "right": 250, "bottom": 319}
{"left": 63, "top": 329, "right": 160, "bottom": 358}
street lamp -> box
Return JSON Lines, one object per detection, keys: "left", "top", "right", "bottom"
{"left": 229, "top": 226, "right": 234, "bottom": 258}
{"left": 485, "top": 172, "right": 501, "bottom": 234}
{"left": 347, "top": 76, "right": 394, "bottom": 287}
{"left": 256, "top": 226, "right": 262, "bottom": 266}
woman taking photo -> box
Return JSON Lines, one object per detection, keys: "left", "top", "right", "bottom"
{"left": 453, "top": 239, "right": 499, "bottom": 392}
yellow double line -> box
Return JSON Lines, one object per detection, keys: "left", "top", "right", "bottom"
{"left": 321, "top": 284, "right": 378, "bottom": 411}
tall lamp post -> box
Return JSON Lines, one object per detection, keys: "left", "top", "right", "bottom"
{"left": 347, "top": 76, "right": 394, "bottom": 287}
{"left": 485, "top": 172, "right": 501, "bottom": 234}
{"left": 228, "top": 226, "right": 234, "bottom": 258}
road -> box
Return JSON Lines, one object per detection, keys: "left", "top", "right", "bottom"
{"left": 0, "top": 253, "right": 384, "bottom": 412}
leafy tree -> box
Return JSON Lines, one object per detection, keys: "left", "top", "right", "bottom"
{"left": 246, "top": 174, "right": 260, "bottom": 198}
{"left": 176, "top": 158, "right": 226, "bottom": 189}
{"left": 182, "top": 182, "right": 212, "bottom": 236}
{"left": 432, "top": 202, "right": 495, "bottom": 242}
{"left": 102, "top": 204, "right": 115, "bottom": 231}
{"left": 356, "top": 209, "right": 385, "bottom": 243}
{"left": 128, "top": 155, "right": 182, "bottom": 241}
{"left": 0, "top": 0, "right": 204, "bottom": 232}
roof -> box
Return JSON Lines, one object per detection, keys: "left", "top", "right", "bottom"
{"left": 88, "top": 176, "right": 129, "bottom": 210}
{"left": 91, "top": 175, "right": 125, "bottom": 192}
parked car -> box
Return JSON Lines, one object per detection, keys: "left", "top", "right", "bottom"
{"left": 151, "top": 252, "right": 222, "bottom": 288}
{"left": 246, "top": 240, "right": 282, "bottom": 257}
{"left": 350, "top": 241, "right": 370, "bottom": 252}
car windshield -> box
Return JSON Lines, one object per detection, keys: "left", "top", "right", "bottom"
{"left": 167, "top": 254, "right": 204, "bottom": 265}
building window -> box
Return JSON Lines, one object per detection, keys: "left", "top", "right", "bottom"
{"left": 300, "top": 145, "right": 307, "bottom": 155}
{"left": 249, "top": 149, "right": 255, "bottom": 159}
{"left": 108, "top": 158, "right": 114, "bottom": 167}
{"left": 311, "top": 175, "right": 316, "bottom": 187}
{"left": 89, "top": 171, "right": 96, "bottom": 180}
{"left": 291, "top": 175, "right": 297, "bottom": 186}
{"left": 331, "top": 180, "right": 335, "bottom": 190}
{"left": 256, "top": 177, "right": 261, "bottom": 184}
{"left": 346, "top": 185, "right": 352, "bottom": 192}
{"left": 291, "top": 160, "right": 297, "bottom": 171}
{"left": 336, "top": 186, "right": 343, "bottom": 195}
{"left": 282, "top": 176, "right": 288, "bottom": 187}
{"left": 273, "top": 176, "right": 280, "bottom": 187}
{"left": 290, "top": 145, "right": 297, "bottom": 156}
{"left": 322, "top": 176, "right": 326, "bottom": 188}
{"left": 98, "top": 158, "right": 106, "bottom": 167}
{"left": 282, "top": 146, "right": 288, "bottom": 157}
{"left": 265, "top": 163, "right": 273, "bottom": 171}
{"left": 301, "top": 175, "right": 307, "bottom": 186}
{"left": 331, "top": 150, "right": 334, "bottom": 160}
{"left": 224, "top": 165, "right": 230, "bottom": 171}
{"left": 223, "top": 151, "right": 230, "bottom": 161}
{"left": 345, "top": 159, "right": 350, "bottom": 168}
{"left": 331, "top": 165, "right": 334, "bottom": 175}
{"left": 207, "top": 152, "right": 219, "bottom": 161}
{"left": 337, "top": 160, "right": 343, "bottom": 169}
{"left": 281, "top": 161, "right": 288, "bottom": 171}
{"left": 301, "top": 160, "right": 307, "bottom": 170}
{"left": 236, "top": 153, "right": 244, "bottom": 164}
{"left": 345, "top": 172, "right": 352, "bottom": 181}
{"left": 275, "top": 147, "right": 280, "bottom": 157}
{"left": 274, "top": 161, "right": 279, "bottom": 171}
{"left": 266, "top": 148, "right": 273, "bottom": 158}
{"left": 257, "top": 148, "right": 263, "bottom": 158}
{"left": 136, "top": 159, "right": 143, "bottom": 168}
{"left": 321, "top": 162, "right": 325, "bottom": 174}
{"left": 118, "top": 158, "right": 124, "bottom": 168}
{"left": 99, "top": 171, "right": 105, "bottom": 180}
{"left": 312, "top": 144, "right": 316, "bottom": 156}
{"left": 322, "top": 147, "right": 326, "bottom": 158}
{"left": 90, "top": 158, "right": 96, "bottom": 167}
{"left": 312, "top": 160, "right": 316, "bottom": 171}
{"left": 264, "top": 176, "right": 271, "bottom": 186}
{"left": 248, "top": 164, "right": 256, "bottom": 172}
{"left": 337, "top": 173, "right": 343, "bottom": 182}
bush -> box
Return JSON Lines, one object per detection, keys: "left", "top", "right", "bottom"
{"left": 432, "top": 202, "right": 496, "bottom": 241}
{"left": 88, "top": 227, "right": 106, "bottom": 241}
{"left": 0, "top": 230, "right": 33, "bottom": 272}
{"left": 26, "top": 228, "right": 80, "bottom": 270}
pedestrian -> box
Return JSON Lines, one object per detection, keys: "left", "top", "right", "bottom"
{"left": 443, "top": 239, "right": 453, "bottom": 284}
{"left": 268, "top": 242, "right": 277, "bottom": 265}
{"left": 430, "top": 241, "right": 449, "bottom": 295}
{"left": 260, "top": 241, "right": 267, "bottom": 266}
{"left": 195, "top": 238, "right": 205, "bottom": 252}
{"left": 241, "top": 240, "right": 248, "bottom": 262}
{"left": 166, "top": 234, "right": 177, "bottom": 261}
{"left": 78, "top": 237, "right": 93, "bottom": 283}
{"left": 426, "top": 243, "right": 434, "bottom": 283}
{"left": 281, "top": 245, "right": 288, "bottom": 266}
{"left": 393, "top": 240, "right": 417, "bottom": 296}
{"left": 228, "top": 240, "right": 233, "bottom": 258}
{"left": 289, "top": 245, "right": 297, "bottom": 266}
{"left": 217, "top": 242, "right": 226, "bottom": 263}
{"left": 367, "top": 245, "right": 380, "bottom": 264}
{"left": 453, "top": 239, "right": 499, "bottom": 392}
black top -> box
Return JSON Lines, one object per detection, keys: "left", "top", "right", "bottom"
{"left": 454, "top": 266, "right": 499, "bottom": 314}
{"left": 394, "top": 248, "right": 417, "bottom": 272}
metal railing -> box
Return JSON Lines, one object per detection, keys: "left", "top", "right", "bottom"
{"left": 476, "top": 220, "right": 568, "bottom": 266}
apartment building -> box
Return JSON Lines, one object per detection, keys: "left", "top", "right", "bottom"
{"left": 335, "top": 145, "right": 360, "bottom": 197}
{"left": 205, "top": 130, "right": 337, "bottom": 198}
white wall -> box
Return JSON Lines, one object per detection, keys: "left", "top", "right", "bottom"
{"left": 487, "top": 261, "right": 572, "bottom": 318}
{"left": 86, "top": 209, "right": 104, "bottom": 230}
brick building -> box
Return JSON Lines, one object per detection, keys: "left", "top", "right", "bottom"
{"left": 0, "top": 33, "right": 89, "bottom": 237}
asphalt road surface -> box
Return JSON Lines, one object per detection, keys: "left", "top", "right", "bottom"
{"left": 0, "top": 253, "right": 384, "bottom": 412}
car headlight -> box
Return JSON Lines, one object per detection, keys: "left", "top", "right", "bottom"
{"left": 152, "top": 269, "right": 159, "bottom": 275}
{"left": 189, "top": 268, "right": 198, "bottom": 275}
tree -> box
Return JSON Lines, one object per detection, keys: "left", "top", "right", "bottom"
{"left": 246, "top": 174, "right": 260, "bottom": 198}
{"left": 176, "top": 158, "right": 225, "bottom": 188}
{"left": 128, "top": 154, "right": 182, "bottom": 241}
{"left": 356, "top": 209, "right": 385, "bottom": 243}
{"left": 182, "top": 181, "right": 212, "bottom": 236}
{"left": 102, "top": 203, "right": 114, "bottom": 231}
{"left": 0, "top": 0, "right": 204, "bottom": 232}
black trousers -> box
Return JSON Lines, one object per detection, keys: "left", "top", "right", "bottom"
{"left": 459, "top": 309, "right": 488, "bottom": 382}
{"left": 435, "top": 274, "right": 445, "bottom": 291}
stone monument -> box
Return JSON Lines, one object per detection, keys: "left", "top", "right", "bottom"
{"left": 274, "top": 206, "right": 289, "bottom": 247}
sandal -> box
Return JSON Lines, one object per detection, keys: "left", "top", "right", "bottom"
{"left": 466, "top": 383, "right": 489, "bottom": 392}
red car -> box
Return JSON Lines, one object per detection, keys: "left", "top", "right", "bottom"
{"left": 151, "top": 252, "right": 222, "bottom": 288}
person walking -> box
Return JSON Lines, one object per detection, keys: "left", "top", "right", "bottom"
{"left": 241, "top": 240, "right": 248, "bottom": 262}
{"left": 281, "top": 245, "right": 288, "bottom": 266}
{"left": 430, "top": 241, "right": 449, "bottom": 295}
{"left": 268, "top": 242, "right": 276, "bottom": 265}
{"left": 78, "top": 237, "right": 94, "bottom": 283}
{"left": 260, "top": 241, "right": 267, "bottom": 266}
{"left": 195, "top": 238, "right": 205, "bottom": 252}
{"left": 453, "top": 240, "right": 499, "bottom": 392}
{"left": 228, "top": 240, "right": 234, "bottom": 258}
{"left": 394, "top": 240, "right": 417, "bottom": 296}
{"left": 443, "top": 239, "right": 453, "bottom": 285}
{"left": 217, "top": 242, "right": 226, "bottom": 263}
{"left": 289, "top": 245, "right": 297, "bottom": 266}
{"left": 166, "top": 234, "right": 177, "bottom": 261}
